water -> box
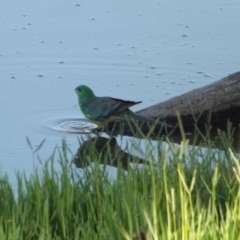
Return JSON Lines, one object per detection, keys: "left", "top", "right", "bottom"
{"left": 1, "top": 0, "right": 240, "bottom": 183}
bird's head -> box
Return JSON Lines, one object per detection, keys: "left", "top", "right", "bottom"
{"left": 75, "top": 85, "right": 95, "bottom": 103}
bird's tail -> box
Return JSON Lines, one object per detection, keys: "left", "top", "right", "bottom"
{"left": 119, "top": 109, "right": 173, "bottom": 128}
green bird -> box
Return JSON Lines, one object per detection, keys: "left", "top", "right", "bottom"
{"left": 75, "top": 85, "right": 172, "bottom": 128}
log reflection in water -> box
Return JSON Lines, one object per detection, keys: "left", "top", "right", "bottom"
{"left": 73, "top": 136, "right": 152, "bottom": 170}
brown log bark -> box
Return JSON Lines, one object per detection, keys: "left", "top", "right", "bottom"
{"left": 138, "top": 71, "right": 240, "bottom": 125}
{"left": 105, "top": 72, "right": 240, "bottom": 150}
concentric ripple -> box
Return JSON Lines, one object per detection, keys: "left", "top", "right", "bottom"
{"left": 43, "top": 117, "right": 97, "bottom": 134}
{"left": 16, "top": 110, "right": 98, "bottom": 136}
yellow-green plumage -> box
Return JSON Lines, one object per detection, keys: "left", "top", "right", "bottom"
{"left": 75, "top": 85, "right": 172, "bottom": 128}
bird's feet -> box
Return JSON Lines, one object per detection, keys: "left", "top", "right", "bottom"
{"left": 91, "top": 126, "right": 107, "bottom": 136}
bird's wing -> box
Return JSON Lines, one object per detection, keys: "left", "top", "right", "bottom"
{"left": 84, "top": 97, "right": 141, "bottom": 121}
{"left": 107, "top": 97, "right": 142, "bottom": 116}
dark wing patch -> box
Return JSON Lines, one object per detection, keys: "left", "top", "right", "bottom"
{"left": 83, "top": 97, "right": 142, "bottom": 121}
{"left": 107, "top": 97, "right": 142, "bottom": 116}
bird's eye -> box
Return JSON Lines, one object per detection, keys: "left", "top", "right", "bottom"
{"left": 78, "top": 88, "right": 81, "bottom": 91}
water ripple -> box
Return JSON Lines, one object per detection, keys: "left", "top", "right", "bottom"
{"left": 16, "top": 110, "right": 97, "bottom": 137}
{"left": 45, "top": 117, "right": 95, "bottom": 134}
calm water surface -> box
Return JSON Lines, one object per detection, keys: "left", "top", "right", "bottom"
{"left": 1, "top": 0, "right": 240, "bottom": 183}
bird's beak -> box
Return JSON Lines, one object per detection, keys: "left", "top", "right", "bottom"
{"left": 75, "top": 88, "right": 78, "bottom": 92}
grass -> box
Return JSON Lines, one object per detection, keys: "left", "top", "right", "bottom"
{"left": 0, "top": 130, "right": 240, "bottom": 239}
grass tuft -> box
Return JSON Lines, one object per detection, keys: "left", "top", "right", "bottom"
{"left": 1, "top": 128, "right": 240, "bottom": 239}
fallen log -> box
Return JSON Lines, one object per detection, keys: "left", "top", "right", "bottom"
{"left": 105, "top": 71, "right": 240, "bottom": 150}
{"left": 139, "top": 71, "right": 240, "bottom": 126}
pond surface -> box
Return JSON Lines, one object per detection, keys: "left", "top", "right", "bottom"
{"left": 1, "top": 0, "right": 240, "bottom": 183}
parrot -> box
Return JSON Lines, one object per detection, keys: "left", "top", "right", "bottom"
{"left": 75, "top": 85, "right": 172, "bottom": 129}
